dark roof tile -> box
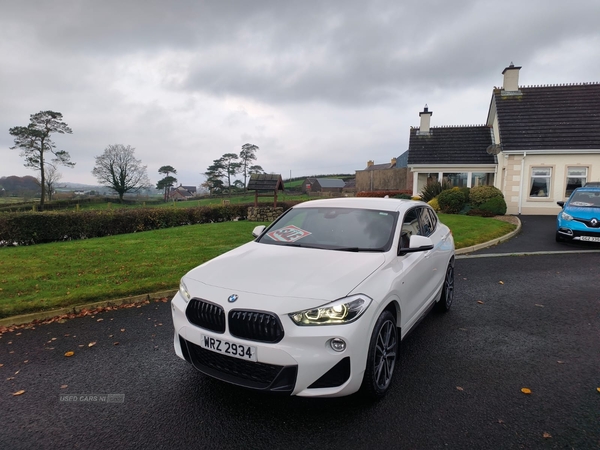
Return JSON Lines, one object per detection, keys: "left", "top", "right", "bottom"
{"left": 494, "top": 83, "right": 600, "bottom": 151}
{"left": 408, "top": 126, "right": 495, "bottom": 165}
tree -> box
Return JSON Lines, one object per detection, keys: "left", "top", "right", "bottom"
{"left": 157, "top": 165, "right": 177, "bottom": 201}
{"left": 9, "top": 111, "right": 74, "bottom": 210}
{"left": 36, "top": 165, "right": 62, "bottom": 201}
{"left": 203, "top": 159, "right": 226, "bottom": 195}
{"left": 219, "top": 153, "right": 241, "bottom": 195}
{"left": 239, "top": 143, "right": 259, "bottom": 190}
{"left": 92, "top": 144, "right": 151, "bottom": 202}
{"left": 248, "top": 165, "right": 265, "bottom": 175}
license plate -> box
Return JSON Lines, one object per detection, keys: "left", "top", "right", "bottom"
{"left": 580, "top": 236, "right": 600, "bottom": 242}
{"left": 200, "top": 335, "right": 257, "bottom": 362}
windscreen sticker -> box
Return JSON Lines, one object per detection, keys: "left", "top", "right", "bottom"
{"left": 571, "top": 201, "right": 594, "bottom": 207}
{"left": 267, "top": 225, "right": 312, "bottom": 243}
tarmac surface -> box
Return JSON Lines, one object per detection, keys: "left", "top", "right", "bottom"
{"left": 462, "top": 215, "right": 600, "bottom": 255}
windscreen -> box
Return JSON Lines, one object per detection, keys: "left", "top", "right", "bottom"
{"left": 256, "top": 207, "right": 398, "bottom": 252}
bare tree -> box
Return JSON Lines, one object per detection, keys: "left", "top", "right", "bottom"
{"left": 92, "top": 144, "right": 151, "bottom": 202}
{"left": 36, "top": 165, "right": 62, "bottom": 201}
{"left": 9, "top": 111, "right": 74, "bottom": 210}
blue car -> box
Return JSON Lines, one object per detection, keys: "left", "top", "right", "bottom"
{"left": 556, "top": 186, "right": 600, "bottom": 242}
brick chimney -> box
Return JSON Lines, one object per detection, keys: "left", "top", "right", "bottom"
{"left": 418, "top": 105, "right": 432, "bottom": 135}
{"left": 502, "top": 62, "right": 521, "bottom": 92}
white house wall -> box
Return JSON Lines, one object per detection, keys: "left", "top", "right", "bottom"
{"left": 497, "top": 152, "right": 600, "bottom": 215}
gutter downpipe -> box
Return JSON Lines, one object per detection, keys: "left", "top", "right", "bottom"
{"left": 518, "top": 151, "right": 526, "bottom": 215}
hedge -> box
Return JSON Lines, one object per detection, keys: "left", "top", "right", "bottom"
{"left": 0, "top": 202, "right": 299, "bottom": 246}
{"left": 356, "top": 190, "right": 412, "bottom": 198}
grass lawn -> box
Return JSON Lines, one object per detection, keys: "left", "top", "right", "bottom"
{"left": 0, "top": 215, "right": 515, "bottom": 318}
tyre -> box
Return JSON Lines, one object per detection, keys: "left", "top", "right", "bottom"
{"left": 360, "top": 310, "right": 398, "bottom": 400}
{"left": 435, "top": 258, "right": 455, "bottom": 313}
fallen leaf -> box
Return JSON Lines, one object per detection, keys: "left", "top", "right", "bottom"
{"left": 557, "top": 361, "right": 564, "bottom": 364}
{"left": 23, "top": 360, "right": 28, "bottom": 364}
{"left": 14, "top": 370, "right": 20, "bottom": 375}
{"left": 459, "top": 328, "right": 468, "bottom": 331}
{"left": 60, "top": 385, "right": 68, "bottom": 389}
{"left": 521, "top": 388, "right": 532, "bottom": 394}
{"left": 78, "top": 345, "right": 84, "bottom": 348}
{"left": 535, "top": 304, "right": 544, "bottom": 308}
{"left": 51, "top": 338, "right": 57, "bottom": 341}
{"left": 88, "top": 342, "right": 96, "bottom": 348}
{"left": 499, "top": 281, "right": 504, "bottom": 285}
{"left": 13, "top": 390, "right": 25, "bottom": 396}
{"left": 109, "top": 334, "right": 113, "bottom": 338}
{"left": 477, "top": 301, "right": 484, "bottom": 304}
{"left": 543, "top": 432, "right": 552, "bottom": 439}
{"left": 16, "top": 332, "right": 22, "bottom": 336}
{"left": 113, "top": 342, "right": 119, "bottom": 346}
{"left": 97, "top": 318, "right": 103, "bottom": 322}
{"left": 597, "top": 387, "right": 600, "bottom": 393}
{"left": 64, "top": 351, "right": 74, "bottom": 357}
{"left": 7, "top": 377, "right": 15, "bottom": 380}
{"left": 0, "top": 363, "right": 3, "bottom": 367}
{"left": 456, "top": 386, "right": 464, "bottom": 391}
{"left": 120, "top": 329, "right": 125, "bottom": 332}
{"left": 498, "top": 419, "right": 504, "bottom": 424}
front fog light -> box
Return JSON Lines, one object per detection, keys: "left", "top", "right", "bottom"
{"left": 330, "top": 338, "right": 347, "bottom": 352}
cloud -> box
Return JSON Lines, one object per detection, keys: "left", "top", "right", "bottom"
{"left": 1, "top": 0, "right": 600, "bottom": 186}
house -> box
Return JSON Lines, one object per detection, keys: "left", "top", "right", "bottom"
{"left": 408, "top": 64, "right": 600, "bottom": 215}
{"left": 302, "top": 178, "right": 346, "bottom": 193}
{"left": 169, "top": 185, "right": 196, "bottom": 201}
{"left": 355, "top": 157, "right": 413, "bottom": 192}
{"left": 487, "top": 64, "right": 600, "bottom": 214}
{"left": 407, "top": 106, "right": 496, "bottom": 194}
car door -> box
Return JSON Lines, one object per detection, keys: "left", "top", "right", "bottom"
{"left": 393, "top": 206, "right": 439, "bottom": 333}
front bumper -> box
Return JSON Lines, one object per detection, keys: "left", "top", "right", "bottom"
{"left": 557, "top": 221, "right": 600, "bottom": 241}
{"left": 171, "top": 292, "right": 374, "bottom": 397}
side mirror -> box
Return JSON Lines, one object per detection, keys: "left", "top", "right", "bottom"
{"left": 557, "top": 201, "right": 565, "bottom": 208}
{"left": 252, "top": 225, "right": 266, "bottom": 238}
{"left": 398, "top": 235, "right": 434, "bottom": 255}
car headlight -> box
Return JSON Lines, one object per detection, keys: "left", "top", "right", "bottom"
{"left": 179, "top": 279, "right": 192, "bottom": 303}
{"left": 560, "top": 211, "right": 573, "bottom": 221}
{"left": 289, "top": 295, "right": 372, "bottom": 326}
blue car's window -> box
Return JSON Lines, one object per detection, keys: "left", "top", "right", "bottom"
{"left": 569, "top": 191, "right": 600, "bottom": 207}
{"left": 257, "top": 207, "right": 398, "bottom": 252}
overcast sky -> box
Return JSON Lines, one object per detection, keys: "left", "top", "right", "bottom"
{"left": 2, "top": 0, "right": 599, "bottom": 187}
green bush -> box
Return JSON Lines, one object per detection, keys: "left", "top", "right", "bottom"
{"left": 469, "top": 185, "right": 504, "bottom": 207}
{"left": 438, "top": 187, "right": 467, "bottom": 214}
{"left": 419, "top": 181, "right": 452, "bottom": 202}
{"left": 393, "top": 193, "right": 413, "bottom": 200}
{"left": 427, "top": 197, "right": 440, "bottom": 211}
{"left": 479, "top": 196, "right": 507, "bottom": 215}
{"left": 0, "top": 202, "right": 299, "bottom": 246}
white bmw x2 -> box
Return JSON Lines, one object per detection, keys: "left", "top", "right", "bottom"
{"left": 172, "top": 197, "right": 455, "bottom": 399}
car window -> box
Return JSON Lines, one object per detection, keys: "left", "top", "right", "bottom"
{"left": 569, "top": 190, "right": 600, "bottom": 207}
{"left": 257, "top": 207, "right": 398, "bottom": 252}
{"left": 399, "top": 208, "right": 421, "bottom": 251}
{"left": 419, "top": 207, "right": 438, "bottom": 237}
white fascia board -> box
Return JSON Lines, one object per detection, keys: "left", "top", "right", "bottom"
{"left": 501, "top": 149, "right": 600, "bottom": 155}
{"left": 409, "top": 164, "right": 496, "bottom": 171}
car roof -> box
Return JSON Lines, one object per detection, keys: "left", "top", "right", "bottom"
{"left": 292, "top": 197, "right": 427, "bottom": 212}
{"left": 573, "top": 186, "right": 600, "bottom": 194}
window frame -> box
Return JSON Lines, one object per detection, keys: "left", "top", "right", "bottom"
{"left": 529, "top": 167, "right": 552, "bottom": 199}
{"left": 565, "top": 166, "right": 588, "bottom": 198}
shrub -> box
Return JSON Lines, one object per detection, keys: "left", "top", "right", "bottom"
{"left": 419, "top": 181, "right": 452, "bottom": 202}
{"left": 469, "top": 185, "right": 504, "bottom": 207}
{"left": 0, "top": 202, "right": 300, "bottom": 246}
{"left": 357, "top": 190, "right": 412, "bottom": 198}
{"left": 393, "top": 193, "right": 412, "bottom": 200}
{"left": 479, "top": 196, "right": 507, "bottom": 215}
{"left": 437, "top": 187, "right": 467, "bottom": 214}
{"left": 459, "top": 187, "right": 471, "bottom": 203}
{"left": 428, "top": 197, "right": 440, "bottom": 212}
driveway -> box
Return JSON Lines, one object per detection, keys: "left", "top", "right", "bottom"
{"left": 464, "top": 215, "right": 600, "bottom": 255}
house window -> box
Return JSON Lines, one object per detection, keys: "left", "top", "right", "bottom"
{"left": 565, "top": 167, "right": 587, "bottom": 197}
{"left": 471, "top": 172, "right": 494, "bottom": 187}
{"left": 443, "top": 173, "right": 468, "bottom": 188}
{"left": 529, "top": 167, "right": 551, "bottom": 198}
